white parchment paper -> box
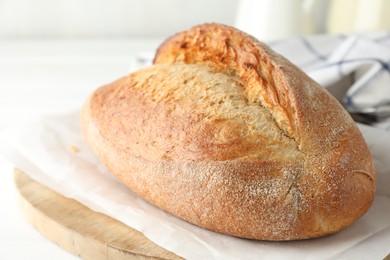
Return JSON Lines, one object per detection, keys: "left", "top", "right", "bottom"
{"left": 1, "top": 111, "right": 390, "bottom": 260}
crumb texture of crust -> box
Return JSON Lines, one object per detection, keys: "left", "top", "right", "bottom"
{"left": 81, "top": 23, "right": 376, "bottom": 241}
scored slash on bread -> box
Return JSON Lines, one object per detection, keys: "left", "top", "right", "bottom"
{"left": 81, "top": 23, "right": 375, "bottom": 240}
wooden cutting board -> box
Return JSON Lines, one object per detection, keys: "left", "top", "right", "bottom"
{"left": 13, "top": 169, "right": 390, "bottom": 260}
{"left": 13, "top": 169, "right": 183, "bottom": 260}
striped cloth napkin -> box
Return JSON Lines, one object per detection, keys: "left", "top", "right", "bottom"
{"left": 268, "top": 32, "right": 390, "bottom": 131}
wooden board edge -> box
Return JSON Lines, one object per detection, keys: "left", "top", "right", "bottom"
{"left": 13, "top": 169, "right": 183, "bottom": 260}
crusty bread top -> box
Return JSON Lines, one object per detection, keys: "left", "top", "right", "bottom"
{"left": 154, "top": 23, "right": 358, "bottom": 156}
{"left": 98, "top": 63, "right": 302, "bottom": 162}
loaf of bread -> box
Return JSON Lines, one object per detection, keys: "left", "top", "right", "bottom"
{"left": 81, "top": 23, "right": 375, "bottom": 240}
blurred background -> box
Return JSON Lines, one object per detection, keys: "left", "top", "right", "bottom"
{"left": 0, "top": 0, "right": 389, "bottom": 39}
{"left": 0, "top": 0, "right": 238, "bottom": 38}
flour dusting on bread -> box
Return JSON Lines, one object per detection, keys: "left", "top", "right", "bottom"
{"left": 81, "top": 23, "right": 375, "bottom": 240}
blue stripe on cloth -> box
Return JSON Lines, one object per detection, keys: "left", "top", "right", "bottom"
{"left": 299, "top": 37, "right": 328, "bottom": 61}
{"left": 315, "top": 58, "right": 390, "bottom": 73}
{"left": 343, "top": 67, "right": 384, "bottom": 107}
{"left": 337, "top": 38, "right": 359, "bottom": 77}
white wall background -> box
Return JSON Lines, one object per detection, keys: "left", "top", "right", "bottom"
{"left": 1, "top": 0, "right": 389, "bottom": 40}
{"left": 0, "top": 0, "right": 239, "bottom": 38}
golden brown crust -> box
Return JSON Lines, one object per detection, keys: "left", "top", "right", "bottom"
{"left": 81, "top": 23, "right": 375, "bottom": 240}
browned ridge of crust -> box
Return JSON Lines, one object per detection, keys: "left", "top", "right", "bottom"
{"left": 81, "top": 23, "right": 376, "bottom": 240}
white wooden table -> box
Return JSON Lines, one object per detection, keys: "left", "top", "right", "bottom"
{"left": 0, "top": 38, "right": 160, "bottom": 259}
